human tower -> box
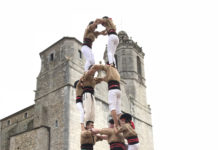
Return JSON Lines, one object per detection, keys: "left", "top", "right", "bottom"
{"left": 73, "top": 16, "right": 140, "bottom": 150}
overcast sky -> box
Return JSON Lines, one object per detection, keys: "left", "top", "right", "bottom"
{"left": 1, "top": 0, "right": 218, "bottom": 150}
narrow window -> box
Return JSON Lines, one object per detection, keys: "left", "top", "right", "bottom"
{"left": 78, "top": 50, "right": 82, "bottom": 59}
{"left": 50, "top": 53, "right": 54, "bottom": 61}
{"left": 7, "top": 120, "right": 11, "bottom": 126}
{"left": 137, "top": 56, "right": 142, "bottom": 76}
{"left": 55, "top": 120, "right": 58, "bottom": 127}
{"left": 24, "top": 112, "right": 28, "bottom": 119}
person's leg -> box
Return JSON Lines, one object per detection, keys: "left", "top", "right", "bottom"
{"left": 90, "top": 95, "right": 95, "bottom": 122}
{"left": 113, "top": 35, "right": 119, "bottom": 66}
{"left": 107, "top": 34, "right": 119, "bottom": 65}
{"left": 81, "top": 46, "right": 94, "bottom": 71}
{"left": 83, "top": 93, "right": 92, "bottom": 125}
{"left": 107, "top": 35, "right": 114, "bottom": 65}
{"left": 115, "top": 89, "right": 122, "bottom": 119}
{"left": 135, "top": 143, "right": 140, "bottom": 150}
{"left": 128, "top": 143, "right": 140, "bottom": 150}
{"left": 128, "top": 145, "right": 133, "bottom": 150}
{"left": 76, "top": 102, "right": 85, "bottom": 130}
{"left": 89, "top": 50, "right": 95, "bottom": 66}
{"left": 76, "top": 102, "right": 85, "bottom": 123}
{"left": 108, "top": 90, "right": 119, "bottom": 127}
{"left": 81, "top": 46, "right": 90, "bottom": 71}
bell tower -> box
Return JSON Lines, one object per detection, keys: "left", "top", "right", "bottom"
{"left": 115, "top": 31, "right": 147, "bottom": 106}
{"left": 34, "top": 37, "right": 85, "bottom": 150}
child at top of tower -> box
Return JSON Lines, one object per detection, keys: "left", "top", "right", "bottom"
{"left": 82, "top": 21, "right": 106, "bottom": 72}
{"left": 95, "top": 16, "right": 119, "bottom": 67}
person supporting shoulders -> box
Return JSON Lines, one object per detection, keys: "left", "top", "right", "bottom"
{"left": 92, "top": 119, "right": 126, "bottom": 150}
{"left": 74, "top": 78, "right": 85, "bottom": 130}
{"left": 80, "top": 121, "right": 103, "bottom": 150}
{"left": 81, "top": 67, "right": 104, "bottom": 125}
{"left": 88, "top": 64, "right": 121, "bottom": 129}
{"left": 117, "top": 113, "right": 140, "bottom": 150}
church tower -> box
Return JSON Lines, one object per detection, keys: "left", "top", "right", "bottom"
{"left": 34, "top": 37, "right": 85, "bottom": 150}
{"left": 116, "top": 31, "right": 147, "bottom": 105}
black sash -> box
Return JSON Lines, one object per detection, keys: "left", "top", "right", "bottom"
{"left": 76, "top": 96, "right": 82, "bottom": 103}
{"left": 81, "top": 144, "right": 93, "bottom": 150}
{"left": 109, "top": 142, "right": 126, "bottom": 150}
{"left": 83, "top": 38, "right": 93, "bottom": 48}
{"left": 127, "top": 136, "right": 139, "bottom": 145}
{"left": 108, "top": 29, "right": 117, "bottom": 35}
{"left": 83, "top": 86, "right": 94, "bottom": 95}
{"left": 108, "top": 80, "right": 120, "bottom": 90}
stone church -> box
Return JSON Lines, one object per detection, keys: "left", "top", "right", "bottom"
{"left": 0, "top": 31, "right": 154, "bottom": 150}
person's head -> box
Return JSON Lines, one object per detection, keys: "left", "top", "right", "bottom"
{"left": 120, "top": 113, "right": 132, "bottom": 124}
{"left": 101, "top": 16, "right": 109, "bottom": 26}
{"left": 88, "top": 21, "right": 97, "bottom": 30}
{"left": 108, "top": 119, "right": 114, "bottom": 128}
{"left": 73, "top": 80, "right": 79, "bottom": 88}
{"left": 86, "top": 121, "right": 94, "bottom": 129}
{"left": 102, "top": 16, "right": 109, "bottom": 19}
{"left": 89, "top": 21, "right": 94, "bottom": 25}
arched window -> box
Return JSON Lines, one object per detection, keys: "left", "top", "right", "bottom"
{"left": 137, "top": 56, "right": 142, "bottom": 76}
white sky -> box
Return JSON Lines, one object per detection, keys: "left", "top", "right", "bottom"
{"left": 1, "top": 0, "right": 218, "bottom": 150}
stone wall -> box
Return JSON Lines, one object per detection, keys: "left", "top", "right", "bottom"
{"left": 9, "top": 126, "right": 49, "bottom": 150}
{"left": 34, "top": 87, "right": 67, "bottom": 150}
{"left": 0, "top": 106, "right": 34, "bottom": 150}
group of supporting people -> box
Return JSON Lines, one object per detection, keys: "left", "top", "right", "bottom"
{"left": 73, "top": 16, "right": 140, "bottom": 150}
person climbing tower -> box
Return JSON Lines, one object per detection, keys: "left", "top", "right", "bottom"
{"left": 117, "top": 113, "right": 140, "bottom": 150}
{"left": 80, "top": 121, "right": 103, "bottom": 150}
{"left": 88, "top": 63, "right": 121, "bottom": 129}
{"left": 74, "top": 79, "right": 85, "bottom": 130}
{"left": 92, "top": 119, "right": 126, "bottom": 150}
{"left": 82, "top": 21, "right": 106, "bottom": 71}
{"left": 81, "top": 66, "right": 103, "bottom": 125}
{"left": 95, "top": 16, "right": 119, "bottom": 66}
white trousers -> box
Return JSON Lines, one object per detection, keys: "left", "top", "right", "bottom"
{"left": 81, "top": 45, "right": 95, "bottom": 71}
{"left": 83, "top": 93, "right": 95, "bottom": 124}
{"left": 107, "top": 34, "right": 119, "bottom": 65}
{"left": 76, "top": 102, "right": 85, "bottom": 123}
{"left": 108, "top": 89, "right": 121, "bottom": 115}
{"left": 128, "top": 143, "right": 140, "bottom": 150}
